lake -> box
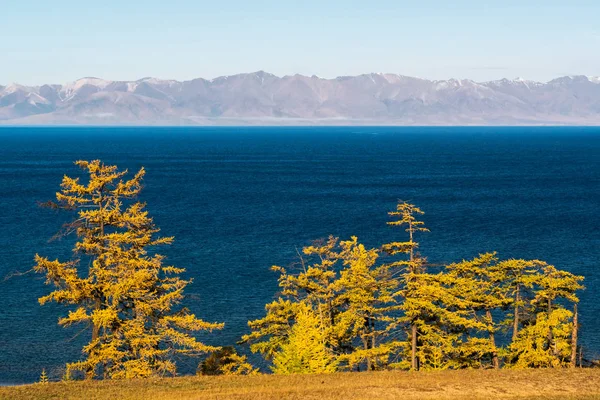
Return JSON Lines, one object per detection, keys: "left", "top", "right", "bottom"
{"left": 0, "top": 126, "right": 598, "bottom": 383}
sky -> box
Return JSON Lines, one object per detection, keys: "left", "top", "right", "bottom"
{"left": 2, "top": 0, "right": 600, "bottom": 85}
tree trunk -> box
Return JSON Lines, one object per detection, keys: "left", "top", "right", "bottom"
{"left": 408, "top": 218, "right": 419, "bottom": 371}
{"left": 570, "top": 303, "right": 578, "bottom": 368}
{"left": 547, "top": 298, "right": 554, "bottom": 351}
{"left": 371, "top": 318, "right": 377, "bottom": 371}
{"left": 92, "top": 298, "right": 101, "bottom": 341}
{"left": 512, "top": 283, "right": 520, "bottom": 341}
{"left": 92, "top": 323, "right": 99, "bottom": 341}
{"left": 408, "top": 220, "right": 414, "bottom": 264}
{"left": 363, "top": 335, "right": 372, "bottom": 371}
{"left": 93, "top": 193, "right": 105, "bottom": 344}
{"left": 486, "top": 310, "right": 500, "bottom": 369}
{"left": 411, "top": 323, "right": 418, "bottom": 370}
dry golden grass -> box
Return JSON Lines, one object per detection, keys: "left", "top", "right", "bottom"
{"left": 2, "top": 369, "right": 600, "bottom": 400}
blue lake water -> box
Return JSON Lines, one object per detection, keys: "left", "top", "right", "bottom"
{"left": 0, "top": 126, "right": 599, "bottom": 383}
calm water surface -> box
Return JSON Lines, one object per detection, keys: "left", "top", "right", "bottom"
{"left": 0, "top": 126, "right": 598, "bottom": 383}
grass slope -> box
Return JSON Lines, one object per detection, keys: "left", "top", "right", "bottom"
{"left": 2, "top": 369, "right": 600, "bottom": 400}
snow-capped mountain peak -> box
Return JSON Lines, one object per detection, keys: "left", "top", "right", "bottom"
{"left": 64, "top": 77, "right": 111, "bottom": 90}
{"left": 2, "top": 72, "right": 600, "bottom": 125}
{"left": 1, "top": 83, "right": 33, "bottom": 95}
{"left": 588, "top": 76, "right": 600, "bottom": 84}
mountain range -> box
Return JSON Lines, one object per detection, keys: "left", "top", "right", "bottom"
{"left": 2, "top": 72, "right": 600, "bottom": 125}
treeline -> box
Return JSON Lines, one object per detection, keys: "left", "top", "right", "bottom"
{"left": 242, "top": 205, "right": 584, "bottom": 372}
{"left": 34, "top": 161, "right": 586, "bottom": 381}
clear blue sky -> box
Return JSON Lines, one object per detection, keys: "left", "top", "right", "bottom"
{"left": 2, "top": 0, "right": 599, "bottom": 85}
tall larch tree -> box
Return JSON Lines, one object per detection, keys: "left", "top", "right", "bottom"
{"left": 34, "top": 160, "right": 223, "bottom": 379}
{"left": 382, "top": 201, "right": 429, "bottom": 370}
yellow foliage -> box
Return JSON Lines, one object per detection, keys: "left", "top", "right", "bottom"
{"left": 248, "top": 201, "right": 585, "bottom": 373}
{"left": 35, "top": 160, "right": 223, "bottom": 380}
{"left": 272, "top": 304, "right": 338, "bottom": 375}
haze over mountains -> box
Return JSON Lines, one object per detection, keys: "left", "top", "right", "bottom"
{"left": 1, "top": 72, "right": 600, "bottom": 125}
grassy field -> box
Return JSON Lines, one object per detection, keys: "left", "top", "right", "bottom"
{"left": 2, "top": 369, "right": 600, "bottom": 400}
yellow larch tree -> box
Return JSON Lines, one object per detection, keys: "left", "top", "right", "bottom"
{"left": 244, "top": 235, "right": 401, "bottom": 372}
{"left": 271, "top": 303, "right": 338, "bottom": 375}
{"left": 334, "top": 236, "right": 401, "bottom": 371}
{"left": 494, "top": 259, "right": 548, "bottom": 342}
{"left": 382, "top": 201, "right": 429, "bottom": 370}
{"left": 504, "top": 262, "right": 583, "bottom": 368}
{"left": 34, "top": 160, "right": 223, "bottom": 379}
{"left": 242, "top": 237, "right": 342, "bottom": 360}
{"left": 444, "top": 253, "right": 512, "bottom": 369}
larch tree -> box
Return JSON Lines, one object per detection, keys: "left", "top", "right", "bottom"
{"left": 397, "top": 269, "right": 487, "bottom": 371}
{"left": 399, "top": 272, "right": 459, "bottom": 370}
{"left": 507, "top": 308, "right": 575, "bottom": 368}
{"left": 506, "top": 263, "right": 583, "bottom": 368}
{"left": 244, "top": 235, "right": 401, "bottom": 372}
{"left": 444, "top": 253, "right": 512, "bottom": 369}
{"left": 333, "top": 237, "right": 400, "bottom": 371}
{"left": 493, "top": 259, "right": 548, "bottom": 342}
{"left": 271, "top": 303, "right": 338, "bottom": 375}
{"left": 242, "top": 237, "right": 343, "bottom": 360}
{"left": 382, "top": 201, "right": 429, "bottom": 370}
{"left": 244, "top": 201, "right": 588, "bottom": 373}
{"left": 34, "top": 160, "right": 223, "bottom": 379}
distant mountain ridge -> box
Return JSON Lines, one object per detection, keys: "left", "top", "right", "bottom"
{"left": 2, "top": 72, "right": 600, "bottom": 125}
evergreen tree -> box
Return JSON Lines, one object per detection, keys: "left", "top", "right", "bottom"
{"left": 34, "top": 160, "right": 223, "bottom": 379}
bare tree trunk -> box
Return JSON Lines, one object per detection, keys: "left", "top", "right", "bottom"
{"left": 547, "top": 298, "right": 554, "bottom": 352}
{"left": 486, "top": 310, "right": 499, "bottom": 369}
{"left": 408, "top": 219, "right": 419, "bottom": 371}
{"left": 363, "top": 335, "right": 372, "bottom": 371}
{"left": 92, "top": 193, "right": 106, "bottom": 379}
{"left": 371, "top": 318, "right": 377, "bottom": 370}
{"left": 512, "top": 284, "right": 520, "bottom": 342}
{"left": 92, "top": 304, "right": 100, "bottom": 341}
{"left": 93, "top": 194, "right": 105, "bottom": 344}
{"left": 411, "top": 323, "right": 418, "bottom": 370}
{"left": 570, "top": 303, "right": 579, "bottom": 368}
